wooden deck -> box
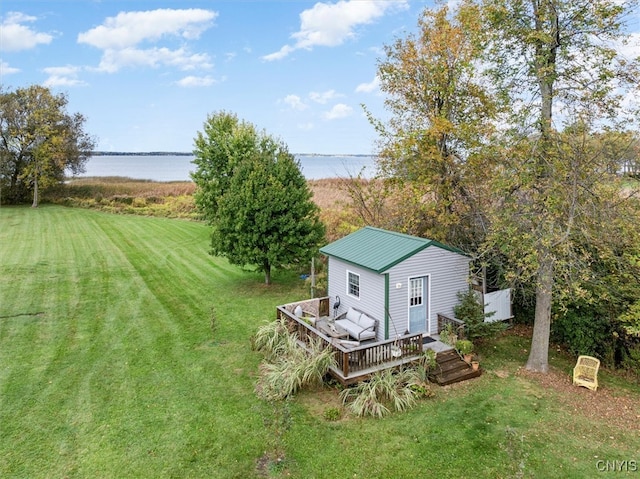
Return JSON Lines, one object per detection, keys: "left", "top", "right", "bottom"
{"left": 277, "top": 298, "right": 468, "bottom": 386}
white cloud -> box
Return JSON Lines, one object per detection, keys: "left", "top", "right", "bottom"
{"left": 262, "top": 0, "right": 408, "bottom": 61}
{"left": 43, "top": 76, "right": 86, "bottom": 88}
{"left": 78, "top": 9, "right": 216, "bottom": 49}
{"left": 0, "top": 12, "right": 54, "bottom": 52}
{"left": 43, "top": 65, "right": 87, "bottom": 87}
{"left": 176, "top": 75, "right": 215, "bottom": 87}
{"left": 96, "top": 47, "right": 212, "bottom": 73}
{"left": 263, "top": 45, "right": 294, "bottom": 62}
{"left": 309, "top": 89, "right": 342, "bottom": 104}
{"left": 298, "top": 122, "right": 315, "bottom": 131}
{"left": 355, "top": 76, "right": 379, "bottom": 93}
{"left": 78, "top": 8, "right": 216, "bottom": 72}
{"left": 0, "top": 60, "right": 20, "bottom": 75}
{"left": 283, "top": 94, "right": 308, "bottom": 111}
{"left": 323, "top": 103, "right": 353, "bottom": 120}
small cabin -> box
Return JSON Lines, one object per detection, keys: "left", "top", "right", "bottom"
{"left": 320, "top": 227, "right": 471, "bottom": 341}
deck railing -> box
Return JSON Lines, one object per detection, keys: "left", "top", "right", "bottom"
{"left": 277, "top": 300, "right": 424, "bottom": 384}
{"left": 437, "top": 313, "right": 466, "bottom": 339}
{"left": 279, "top": 296, "right": 331, "bottom": 319}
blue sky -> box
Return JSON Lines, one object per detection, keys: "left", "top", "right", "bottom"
{"left": 2, "top": 1, "right": 639, "bottom": 155}
{"left": 0, "top": 0, "right": 435, "bottom": 154}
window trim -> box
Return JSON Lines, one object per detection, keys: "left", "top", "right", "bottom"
{"left": 347, "top": 270, "right": 360, "bottom": 299}
{"left": 409, "top": 276, "right": 423, "bottom": 307}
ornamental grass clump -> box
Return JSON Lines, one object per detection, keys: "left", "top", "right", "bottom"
{"left": 339, "top": 368, "right": 426, "bottom": 418}
{"left": 251, "top": 316, "right": 294, "bottom": 361}
{"left": 254, "top": 321, "right": 336, "bottom": 401}
{"left": 416, "top": 348, "right": 437, "bottom": 381}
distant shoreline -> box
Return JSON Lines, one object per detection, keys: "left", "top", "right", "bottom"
{"left": 92, "top": 151, "right": 374, "bottom": 157}
{"left": 83, "top": 153, "right": 377, "bottom": 181}
{"left": 93, "top": 152, "right": 194, "bottom": 156}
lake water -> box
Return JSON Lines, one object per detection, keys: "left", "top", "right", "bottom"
{"left": 79, "top": 154, "right": 378, "bottom": 181}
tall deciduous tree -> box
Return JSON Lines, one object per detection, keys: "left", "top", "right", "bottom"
{"left": 191, "top": 111, "right": 259, "bottom": 223}
{"left": 191, "top": 112, "right": 325, "bottom": 284}
{"left": 0, "top": 85, "right": 95, "bottom": 206}
{"left": 599, "top": 130, "right": 640, "bottom": 176}
{"left": 367, "top": 0, "right": 640, "bottom": 374}
{"left": 369, "top": 1, "right": 498, "bottom": 248}
{"left": 480, "top": 0, "right": 640, "bottom": 372}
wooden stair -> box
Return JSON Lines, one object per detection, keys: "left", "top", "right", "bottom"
{"left": 431, "top": 349, "right": 481, "bottom": 386}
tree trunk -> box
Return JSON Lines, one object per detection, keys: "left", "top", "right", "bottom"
{"left": 526, "top": 253, "right": 554, "bottom": 372}
{"left": 32, "top": 175, "right": 39, "bottom": 208}
{"left": 525, "top": 0, "right": 558, "bottom": 373}
{"left": 7, "top": 168, "right": 21, "bottom": 203}
{"left": 263, "top": 260, "right": 271, "bottom": 285}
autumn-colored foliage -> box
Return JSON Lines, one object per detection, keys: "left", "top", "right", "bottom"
{"left": 46, "top": 177, "right": 198, "bottom": 219}
{"left": 45, "top": 175, "right": 376, "bottom": 242}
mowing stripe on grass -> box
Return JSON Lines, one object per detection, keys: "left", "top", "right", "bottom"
{"left": 0, "top": 205, "right": 306, "bottom": 478}
{"left": 2, "top": 205, "right": 640, "bottom": 478}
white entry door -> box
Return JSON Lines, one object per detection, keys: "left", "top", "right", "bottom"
{"left": 408, "top": 276, "right": 429, "bottom": 334}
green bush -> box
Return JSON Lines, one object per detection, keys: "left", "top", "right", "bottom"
{"left": 323, "top": 407, "right": 342, "bottom": 421}
{"left": 551, "top": 308, "right": 613, "bottom": 361}
{"left": 419, "top": 348, "right": 437, "bottom": 372}
{"left": 112, "top": 195, "right": 134, "bottom": 205}
{"left": 454, "top": 290, "right": 506, "bottom": 340}
{"left": 439, "top": 323, "right": 458, "bottom": 346}
{"left": 413, "top": 348, "right": 438, "bottom": 382}
{"left": 456, "top": 339, "right": 474, "bottom": 355}
{"left": 132, "top": 196, "right": 147, "bottom": 207}
{"left": 620, "top": 340, "right": 640, "bottom": 381}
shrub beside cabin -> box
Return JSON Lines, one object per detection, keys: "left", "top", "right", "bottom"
{"left": 321, "top": 227, "right": 471, "bottom": 341}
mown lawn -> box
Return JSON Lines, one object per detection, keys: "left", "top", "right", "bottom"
{"left": 1, "top": 206, "right": 638, "bottom": 478}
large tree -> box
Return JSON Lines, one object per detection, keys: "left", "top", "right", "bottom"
{"left": 369, "top": 1, "right": 498, "bottom": 249}
{"left": 368, "top": 0, "right": 640, "bottom": 373}
{"left": 481, "top": 0, "right": 640, "bottom": 372}
{"left": 0, "top": 85, "right": 95, "bottom": 206}
{"left": 191, "top": 112, "right": 325, "bottom": 284}
{"left": 191, "top": 111, "right": 259, "bottom": 223}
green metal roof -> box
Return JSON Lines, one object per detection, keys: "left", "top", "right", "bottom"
{"left": 319, "top": 226, "right": 468, "bottom": 274}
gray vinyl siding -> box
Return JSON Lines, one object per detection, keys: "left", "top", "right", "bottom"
{"left": 326, "top": 258, "right": 386, "bottom": 341}
{"left": 386, "top": 247, "right": 470, "bottom": 337}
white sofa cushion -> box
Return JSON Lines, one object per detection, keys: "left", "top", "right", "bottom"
{"left": 335, "top": 319, "right": 359, "bottom": 337}
{"left": 335, "top": 308, "right": 377, "bottom": 341}
{"left": 346, "top": 307, "right": 361, "bottom": 323}
{"left": 358, "top": 314, "right": 375, "bottom": 331}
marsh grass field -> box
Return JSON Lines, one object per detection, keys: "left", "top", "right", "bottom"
{"left": 1, "top": 205, "right": 639, "bottom": 478}
{"left": 47, "top": 177, "right": 354, "bottom": 226}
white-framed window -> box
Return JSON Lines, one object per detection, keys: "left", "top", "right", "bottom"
{"left": 347, "top": 271, "right": 360, "bottom": 298}
{"left": 410, "top": 277, "right": 423, "bottom": 307}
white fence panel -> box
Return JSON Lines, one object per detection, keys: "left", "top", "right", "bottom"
{"left": 483, "top": 288, "right": 512, "bottom": 322}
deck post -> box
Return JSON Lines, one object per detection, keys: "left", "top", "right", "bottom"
{"left": 342, "top": 351, "right": 350, "bottom": 378}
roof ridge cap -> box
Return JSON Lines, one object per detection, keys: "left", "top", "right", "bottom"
{"left": 363, "top": 226, "right": 432, "bottom": 244}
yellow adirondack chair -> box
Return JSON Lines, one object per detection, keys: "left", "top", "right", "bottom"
{"left": 572, "top": 355, "right": 600, "bottom": 391}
